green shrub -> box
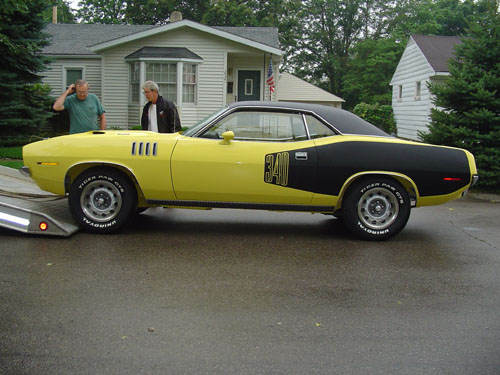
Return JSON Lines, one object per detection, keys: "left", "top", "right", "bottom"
{"left": 352, "top": 103, "right": 396, "bottom": 135}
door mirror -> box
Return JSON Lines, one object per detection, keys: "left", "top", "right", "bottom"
{"left": 220, "top": 130, "right": 234, "bottom": 145}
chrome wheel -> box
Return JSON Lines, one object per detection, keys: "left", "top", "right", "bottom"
{"left": 80, "top": 180, "right": 122, "bottom": 222}
{"left": 357, "top": 187, "right": 399, "bottom": 230}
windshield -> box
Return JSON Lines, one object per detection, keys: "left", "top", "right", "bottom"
{"left": 182, "top": 107, "right": 227, "bottom": 137}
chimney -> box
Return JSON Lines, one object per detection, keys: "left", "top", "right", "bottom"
{"left": 170, "top": 11, "right": 182, "bottom": 23}
{"left": 52, "top": 6, "right": 57, "bottom": 24}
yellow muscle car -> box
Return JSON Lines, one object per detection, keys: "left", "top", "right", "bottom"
{"left": 22, "top": 101, "right": 478, "bottom": 240}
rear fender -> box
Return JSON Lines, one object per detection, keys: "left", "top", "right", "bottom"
{"left": 335, "top": 172, "right": 418, "bottom": 211}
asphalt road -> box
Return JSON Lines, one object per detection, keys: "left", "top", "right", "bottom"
{"left": 1, "top": 196, "right": 499, "bottom": 375}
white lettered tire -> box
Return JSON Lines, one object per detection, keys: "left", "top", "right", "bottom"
{"left": 343, "top": 177, "right": 411, "bottom": 241}
{"left": 69, "top": 168, "right": 137, "bottom": 233}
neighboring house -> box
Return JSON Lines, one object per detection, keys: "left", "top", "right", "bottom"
{"left": 41, "top": 16, "right": 282, "bottom": 129}
{"left": 390, "top": 34, "right": 461, "bottom": 140}
{"left": 277, "top": 72, "right": 344, "bottom": 108}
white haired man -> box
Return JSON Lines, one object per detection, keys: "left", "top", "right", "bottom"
{"left": 141, "top": 81, "right": 181, "bottom": 133}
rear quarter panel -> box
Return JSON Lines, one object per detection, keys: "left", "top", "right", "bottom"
{"left": 311, "top": 135, "right": 476, "bottom": 207}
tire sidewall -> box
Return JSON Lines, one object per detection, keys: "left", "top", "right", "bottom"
{"left": 69, "top": 168, "right": 137, "bottom": 233}
{"left": 343, "top": 178, "right": 410, "bottom": 241}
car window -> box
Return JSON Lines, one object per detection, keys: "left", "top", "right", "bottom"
{"left": 199, "top": 111, "right": 308, "bottom": 142}
{"left": 305, "top": 115, "right": 337, "bottom": 139}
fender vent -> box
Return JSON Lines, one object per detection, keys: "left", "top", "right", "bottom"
{"left": 131, "top": 142, "right": 158, "bottom": 156}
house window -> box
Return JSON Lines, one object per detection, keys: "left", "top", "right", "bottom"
{"left": 398, "top": 85, "right": 403, "bottom": 101}
{"left": 182, "top": 64, "right": 197, "bottom": 104}
{"left": 129, "top": 62, "right": 140, "bottom": 104}
{"left": 415, "top": 81, "right": 421, "bottom": 100}
{"left": 146, "top": 63, "right": 177, "bottom": 102}
{"left": 64, "top": 67, "right": 83, "bottom": 89}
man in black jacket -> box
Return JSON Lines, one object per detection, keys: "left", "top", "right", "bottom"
{"left": 141, "top": 80, "right": 181, "bottom": 133}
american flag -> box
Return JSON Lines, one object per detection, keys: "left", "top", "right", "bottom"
{"left": 266, "top": 59, "right": 275, "bottom": 93}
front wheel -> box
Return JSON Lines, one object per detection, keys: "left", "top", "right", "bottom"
{"left": 69, "top": 168, "right": 137, "bottom": 233}
{"left": 342, "top": 177, "right": 411, "bottom": 241}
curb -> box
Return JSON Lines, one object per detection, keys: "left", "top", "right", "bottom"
{"left": 466, "top": 192, "right": 500, "bottom": 203}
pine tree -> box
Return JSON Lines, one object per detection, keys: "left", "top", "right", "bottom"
{"left": 420, "top": 0, "right": 500, "bottom": 190}
{"left": 0, "top": 0, "right": 53, "bottom": 146}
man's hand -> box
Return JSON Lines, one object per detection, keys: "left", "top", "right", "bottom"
{"left": 53, "top": 84, "right": 75, "bottom": 111}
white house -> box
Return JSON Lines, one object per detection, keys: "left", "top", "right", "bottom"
{"left": 277, "top": 72, "right": 344, "bottom": 108}
{"left": 390, "top": 34, "right": 461, "bottom": 140}
{"left": 41, "top": 16, "right": 282, "bottom": 129}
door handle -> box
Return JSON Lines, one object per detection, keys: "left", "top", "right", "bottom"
{"left": 295, "top": 152, "right": 308, "bottom": 160}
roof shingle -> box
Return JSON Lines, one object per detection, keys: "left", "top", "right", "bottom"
{"left": 411, "top": 34, "right": 461, "bottom": 72}
{"left": 42, "top": 22, "right": 280, "bottom": 56}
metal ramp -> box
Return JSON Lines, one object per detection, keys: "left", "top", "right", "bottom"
{"left": 0, "top": 166, "right": 78, "bottom": 236}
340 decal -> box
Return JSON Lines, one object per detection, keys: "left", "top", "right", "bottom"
{"left": 265, "top": 152, "right": 289, "bottom": 186}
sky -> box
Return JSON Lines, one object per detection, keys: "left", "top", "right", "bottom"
{"left": 68, "top": 0, "right": 80, "bottom": 10}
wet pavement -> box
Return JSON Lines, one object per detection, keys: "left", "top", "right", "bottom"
{"left": 1, "top": 196, "right": 499, "bottom": 374}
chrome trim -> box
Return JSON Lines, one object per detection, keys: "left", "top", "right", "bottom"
{"left": 295, "top": 151, "right": 308, "bottom": 160}
{"left": 471, "top": 175, "right": 479, "bottom": 186}
{"left": 190, "top": 105, "right": 343, "bottom": 138}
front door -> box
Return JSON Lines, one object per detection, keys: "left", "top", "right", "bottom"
{"left": 237, "top": 70, "right": 261, "bottom": 101}
{"left": 170, "top": 110, "right": 317, "bottom": 205}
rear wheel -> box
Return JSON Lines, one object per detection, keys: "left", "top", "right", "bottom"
{"left": 69, "top": 168, "right": 137, "bottom": 233}
{"left": 342, "top": 177, "right": 410, "bottom": 241}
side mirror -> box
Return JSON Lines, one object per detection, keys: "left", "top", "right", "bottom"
{"left": 220, "top": 130, "right": 234, "bottom": 145}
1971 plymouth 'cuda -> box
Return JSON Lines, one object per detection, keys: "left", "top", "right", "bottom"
{"left": 22, "top": 101, "right": 478, "bottom": 240}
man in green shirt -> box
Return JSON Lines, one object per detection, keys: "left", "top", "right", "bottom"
{"left": 53, "top": 79, "right": 107, "bottom": 134}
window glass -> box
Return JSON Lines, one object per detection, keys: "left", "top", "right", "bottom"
{"left": 305, "top": 115, "right": 336, "bottom": 139}
{"left": 415, "top": 81, "right": 421, "bottom": 100}
{"left": 200, "top": 111, "right": 307, "bottom": 142}
{"left": 66, "top": 68, "right": 82, "bottom": 86}
{"left": 182, "top": 64, "right": 197, "bottom": 103}
{"left": 129, "top": 62, "right": 140, "bottom": 104}
{"left": 146, "top": 63, "right": 177, "bottom": 102}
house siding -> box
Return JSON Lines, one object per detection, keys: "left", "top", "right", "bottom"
{"left": 42, "top": 58, "right": 103, "bottom": 100}
{"left": 391, "top": 39, "right": 435, "bottom": 140}
{"left": 100, "top": 27, "right": 268, "bottom": 129}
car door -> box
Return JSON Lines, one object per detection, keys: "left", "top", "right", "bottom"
{"left": 170, "top": 110, "right": 317, "bottom": 205}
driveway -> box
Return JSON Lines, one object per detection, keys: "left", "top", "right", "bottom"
{"left": 1, "top": 196, "right": 499, "bottom": 374}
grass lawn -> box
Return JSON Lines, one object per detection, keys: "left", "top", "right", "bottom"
{"left": 0, "top": 160, "right": 23, "bottom": 169}
{"left": 0, "top": 146, "right": 22, "bottom": 159}
{"left": 0, "top": 146, "right": 23, "bottom": 169}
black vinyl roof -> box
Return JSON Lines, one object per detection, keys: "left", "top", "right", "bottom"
{"left": 228, "top": 101, "right": 391, "bottom": 137}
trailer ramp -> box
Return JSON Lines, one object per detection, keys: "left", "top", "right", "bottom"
{"left": 0, "top": 166, "right": 78, "bottom": 236}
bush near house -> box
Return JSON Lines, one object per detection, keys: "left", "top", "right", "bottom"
{"left": 353, "top": 103, "right": 396, "bottom": 135}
